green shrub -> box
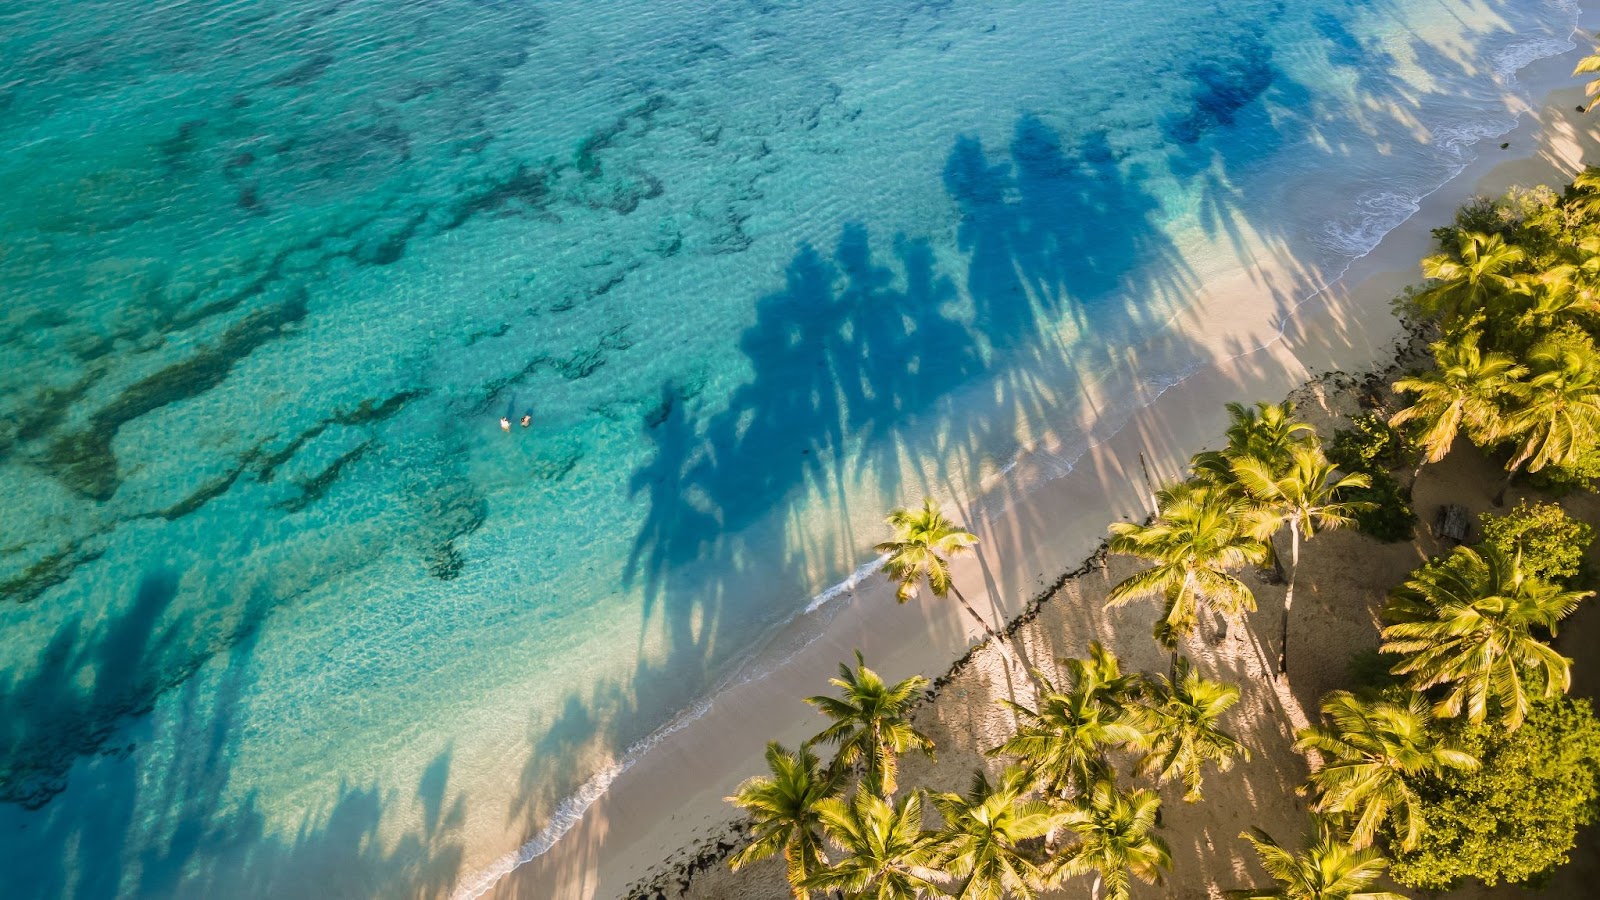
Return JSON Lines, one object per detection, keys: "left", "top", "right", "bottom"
{"left": 1528, "top": 445, "right": 1600, "bottom": 495}
{"left": 1479, "top": 501, "right": 1595, "bottom": 585}
{"left": 1329, "top": 416, "right": 1416, "bottom": 543}
{"left": 1390, "top": 698, "right": 1600, "bottom": 890}
{"left": 1330, "top": 414, "right": 1411, "bottom": 473}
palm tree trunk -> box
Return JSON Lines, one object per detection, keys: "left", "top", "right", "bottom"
{"left": 1279, "top": 521, "right": 1300, "bottom": 676}
{"left": 1493, "top": 465, "right": 1519, "bottom": 506}
{"left": 950, "top": 583, "right": 1002, "bottom": 643}
{"left": 947, "top": 586, "right": 1024, "bottom": 675}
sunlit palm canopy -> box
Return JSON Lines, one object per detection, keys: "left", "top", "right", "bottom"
{"left": 1293, "top": 691, "right": 1478, "bottom": 851}
{"left": 1381, "top": 544, "right": 1589, "bottom": 729}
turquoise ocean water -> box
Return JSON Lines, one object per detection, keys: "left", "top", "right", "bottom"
{"left": 0, "top": 0, "right": 1581, "bottom": 896}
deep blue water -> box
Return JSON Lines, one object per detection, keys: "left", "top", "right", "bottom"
{"left": 0, "top": 0, "right": 1579, "bottom": 896}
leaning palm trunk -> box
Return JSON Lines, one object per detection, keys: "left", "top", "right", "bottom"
{"left": 950, "top": 584, "right": 1029, "bottom": 682}
{"left": 1279, "top": 521, "right": 1300, "bottom": 676}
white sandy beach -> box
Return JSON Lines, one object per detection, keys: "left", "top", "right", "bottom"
{"left": 481, "top": 7, "right": 1600, "bottom": 898}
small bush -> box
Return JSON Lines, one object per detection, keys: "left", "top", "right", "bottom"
{"left": 1479, "top": 501, "right": 1595, "bottom": 585}
{"left": 1341, "top": 470, "right": 1415, "bottom": 543}
{"left": 1528, "top": 445, "right": 1600, "bottom": 495}
{"left": 1330, "top": 414, "right": 1412, "bottom": 473}
{"left": 1329, "top": 417, "right": 1416, "bottom": 542}
{"left": 1391, "top": 699, "right": 1600, "bottom": 890}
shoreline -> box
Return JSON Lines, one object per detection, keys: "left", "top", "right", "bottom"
{"left": 483, "top": 10, "right": 1600, "bottom": 899}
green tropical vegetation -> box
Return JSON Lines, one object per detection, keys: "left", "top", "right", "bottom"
{"left": 723, "top": 62, "right": 1600, "bottom": 895}
{"left": 806, "top": 652, "right": 935, "bottom": 797}
{"left": 1387, "top": 698, "right": 1600, "bottom": 889}
{"left": 1230, "top": 819, "right": 1406, "bottom": 900}
{"left": 1479, "top": 499, "right": 1595, "bottom": 583}
{"left": 1294, "top": 691, "right": 1479, "bottom": 851}
{"left": 1048, "top": 779, "right": 1171, "bottom": 900}
{"left": 1135, "top": 657, "right": 1248, "bottom": 802}
{"left": 1380, "top": 544, "right": 1589, "bottom": 728}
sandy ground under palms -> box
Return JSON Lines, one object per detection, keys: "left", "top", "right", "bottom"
{"left": 644, "top": 345, "right": 1600, "bottom": 900}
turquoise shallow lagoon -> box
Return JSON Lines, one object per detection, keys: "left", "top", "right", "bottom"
{"left": 0, "top": 0, "right": 1581, "bottom": 896}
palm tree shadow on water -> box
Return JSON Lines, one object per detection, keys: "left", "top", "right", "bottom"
{"left": 597, "top": 110, "right": 1206, "bottom": 770}
{"left": 0, "top": 569, "right": 472, "bottom": 900}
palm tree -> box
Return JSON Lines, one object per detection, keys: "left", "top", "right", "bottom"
{"left": 1575, "top": 39, "right": 1600, "bottom": 112}
{"left": 727, "top": 742, "right": 842, "bottom": 897}
{"left": 1381, "top": 544, "right": 1590, "bottom": 729}
{"left": 806, "top": 789, "right": 946, "bottom": 900}
{"left": 1138, "top": 657, "right": 1250, "bottom": 802}
{"left": 878, "top": 498, "right": 1020, "bottom": 668}
{"left": 1193, "top": 401, "right": 1316, "bottom": 488}
{"left": 992, "top": 644, "right": 1147, "bottom": 798}
{"left": 1389, "top": 333, "right": 1525, "bottom": 470}
{"left": 1107, "top": 482, "right": 1271, "bottom": 649}
{"left": 1231, "top": 445, "right": 1371, "bottom": 675}
{"left": 930, "top": 766, "right": 1057, "bottom": 900}
{"left": 1497, "top": 338, "right": 1600, "bottom": 495}
{"left": 1049, "top": 780, "right": 1172, "bottom": 900}
{"left": 1293, "top": 691, "right": 1478, "bottom": 851}
{"left": 806, "top": 652, "right": 934, "bottom": 797}
{"left": 1228, "top": 819, "right": 1407, "bottom": 900}
{"left": 1417, "top": 231, "right": 1526, "bottom": 325}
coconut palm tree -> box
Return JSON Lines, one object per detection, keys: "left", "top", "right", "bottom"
{"left": 992, "top": 646, "right": 1147, "bottom": 799}
{"left": 1231, "top": 445, "right": 1371, "bottom": 675}
{"left": 727, "top": 742, "right": 843, "bottom": 897}
{"left": 1192, "top": 400, "right": 1316, "bottom": 488}
{"left": 1107, "top": 482, "right": 1271, "bottom": 649}
{"left": 1294, "top": 691, "right": 1479, "bottom": 851}
{"left": 1381, "top": 544, "right": 1590, "bottom": 729}
{"left": 1417, "top": 231, "right": 1526, "bottom": 325}
{"left": 1049, "top": 780, "right": 1172, "bottom": 900}
{"left": 806, "top": 651, "right": 934, "bottom": 797}
{"left": 930, "top": 766, "right": 1057, "bottom": 900}
{"left": 805, "top": 789, "right": 945, "bottom": 900}
{"left": 1137, "top": 657, "right": 1250, "bottom": 802}
{"left": 878, "top": 498, "right": 1021, "bottom": 669}
{"left": 1496, "top": 337, "right": 1600, "bottom": 496}
{"left": 1389, "top": 333, "right": 1525, "bottom": 469}
{"left": 1575, "top": 40, "right": 1600, "bottom": 112}
{"left": 1228, "top": 819, "right": 1407, "bottom": 900}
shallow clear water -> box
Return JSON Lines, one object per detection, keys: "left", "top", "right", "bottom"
{"left": 0, "top": 0, "right": 1578, "bottom": 896}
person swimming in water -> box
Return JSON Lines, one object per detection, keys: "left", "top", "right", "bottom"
{"left": 499, "top": 417, "right": 511, "bottom": 432}
{"left": 520, "top": 413, "right": 532, "bottom": 428}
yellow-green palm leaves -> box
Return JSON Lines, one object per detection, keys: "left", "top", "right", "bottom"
{"left": 1231, "top": 445, "right": 1371, "bottom": 674}
{"left": 1137, "top": 657, "right": 1249, "bottom": 802}
{"left": 806, "top": 652, "right": 934, "bottom": 797}
{"left": 1575, "top": 36, "right": 1600, "bottom": 112}
{"left": 727, "top": 742, "right": 842, "bottom": 896}
{"left": 1049, "top": 780, "right": 1172, "bottom": 900}
{"left": 878, "top": 498, "right": 1006, "bottom": 648}
{"left": 1381, "top": 544, "right": 1590, "bottom": 729}
{"left": 1228, "top": 819, "right": 1406, "bottom": 900}
{"left": 992, "top": 643, "right": 1146, "bottom": 798}
{"left": 1107, "top": 482, "right": 1270, "bottom": 648}
{"left": 1193, "top": 400, "right": 1316, "bottom": 486}
{"left": 1500, "top": 337, "right": 1600, "bottom": 478}
{"left": 1294, "top": 692, "right": 1478, "bottom": 850}
{"left": 1390, "top": 334, "right": 1524, "bottom": 466}
{"left": 878, "top": 498, "right": 978, "bottom": 604}
{"left": 1418, "top": 231, "right": 1526, "bottom": 325}
{"left": 805, "top": 790, "right": 945, "bottom": 900}
{"left": 930, "top": 766, "right": 1056, "bottom": 900}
